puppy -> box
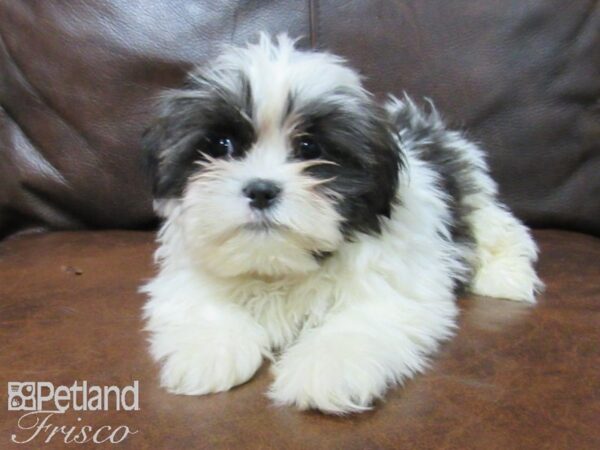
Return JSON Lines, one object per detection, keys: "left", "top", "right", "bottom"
{"left": 141, "top": 34, "right": 542, "bottom": 414}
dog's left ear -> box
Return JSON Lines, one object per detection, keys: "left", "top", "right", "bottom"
{"left": 319, "top": 95, "right": 404, "bottom": 237}
{"left": 332, "top": 95, "right": 403, "bottom": 229}
{"left": 361, "top": 103, "right": 404, "bottom": 220}
{"left": 311, "top": 92, "right": 403, "bottom": 236}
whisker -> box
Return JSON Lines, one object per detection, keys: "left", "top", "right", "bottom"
{"left": 294, "top": 159, "right": 339, "bottom": 171}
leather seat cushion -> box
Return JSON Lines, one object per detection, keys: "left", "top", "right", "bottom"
{"left": 1, "top": 229, "right": 598, "bottom": 448}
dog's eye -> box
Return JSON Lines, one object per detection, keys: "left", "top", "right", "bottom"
{"left": 205, "top": 135, "right": 236, "bottom": 158}
{"left": 295, "top": 137, "right": 321, "bottom": 160}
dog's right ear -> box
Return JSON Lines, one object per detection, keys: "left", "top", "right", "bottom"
{"left": 141, "top": 69, "right": 254, "bottom": 209}
{"left": 141, "top": 117, "right": 176, "bottom": 218}
{"left": 141, "top": 117, "right": 167, "bottom": 198}
{"left": 142, "top": 115, "right": 190, "bottom": 218}
{"left": 141, "top": 95, "right": 201, "bottom": 203}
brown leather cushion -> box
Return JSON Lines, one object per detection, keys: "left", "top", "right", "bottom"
{"left": 1, "top": 1, "right": 599, "bottom": 239}
{"left": 1, "top": 229, "right": 599, "bottom": 448}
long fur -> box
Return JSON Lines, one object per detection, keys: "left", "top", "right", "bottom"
{"left": 141, "top": 34, "right": 542, "bottom": 414}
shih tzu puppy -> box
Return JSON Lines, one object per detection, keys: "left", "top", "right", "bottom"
{"left": 141, "top": 34, "right": 541, "bottom": 414}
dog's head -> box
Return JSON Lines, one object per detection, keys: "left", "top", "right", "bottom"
{"left": 144, "top": 35, "right": 402, "bottom": 278}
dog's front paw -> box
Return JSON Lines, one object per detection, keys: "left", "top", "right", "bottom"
{"left": 153, "top": 326, "right": 269, "bottom": 396}
{"left": 268, "top": 333, "right": 391, "bottom": 414}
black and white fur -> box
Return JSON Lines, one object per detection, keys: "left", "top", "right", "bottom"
{"left": 141, "top": 35, "right": 542, "bottom": 414}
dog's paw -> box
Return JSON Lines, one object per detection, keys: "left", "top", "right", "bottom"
{"left": 159, "top": 339, "right": 264, "bottom": 396}
{"left": 468, "top": 205, "right": 543, "bottom": 303}
{"left": 471, "top": 254, "right": 542, "bottom": 303}
{"left": 268, "top": 333, "right": 390, "bottom": 414}
{"left": 154, "top": 327, "right": 268, "bottom": 396}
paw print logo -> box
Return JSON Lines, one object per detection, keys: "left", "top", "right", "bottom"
{"left": 7, "top": 382, "right": 36, "bottom": 411}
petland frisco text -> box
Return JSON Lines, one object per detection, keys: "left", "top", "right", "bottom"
{"left": 8, "top": 381, "right": 139, "bottom": 444}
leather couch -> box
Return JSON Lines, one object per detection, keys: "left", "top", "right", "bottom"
{"left": 1, "top": 1, "right": 599, "bottom": 448}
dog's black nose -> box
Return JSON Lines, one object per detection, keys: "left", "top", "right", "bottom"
{"left": 243, "top": 179, "right": 282, "bottom": 210}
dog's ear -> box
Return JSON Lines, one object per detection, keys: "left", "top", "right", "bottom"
{"left": 141, "top": 92, "right": 205, "bottom": 201}
{"left": 141, "top": 109, "right": 199, "bottom": 218}
{"left": 141, "top": 117, "right": 165, "bottom": 198}
{"left": 141, "top": 117, "right": 177, "bottom": 219}
{"left": 303, "top": 92, "right": 404, "bottom": 236}
{"left": 360, "top": 103, "right": 404, "bottom": 220}
{"left": 141, "top": 71, "right": 254, "bottom": 203}
{"left": 337, "top": 98, "right": 404, "bottom": 230}
{"left": 141, "top": 113, "right": 190, "bottom": 200}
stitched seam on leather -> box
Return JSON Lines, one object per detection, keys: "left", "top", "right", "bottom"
{"left": 567, "top": 0, "right": 599, "bottom": 46}
{"left": 0, "top": 33, "right": 91, "bottom": 229}
{"left": 0, "top": 105, "right": 85, "bottom": 228}
{"left": 309, "top": 0, "right": 320, "bottom": 49}
{"left": 547, "top": 1, "right": 600, "bottom": 110}
{"left": 19, "top": 181, "right": 84, "bottom": 226}
{"left": 230, "top": 1, "right": 240, "bottom": 42}
{"left": 0, "top": 104, "right": 68, "bottom": 186}
{"left": 0, "top": 28, "right": 98, "bottom": 163}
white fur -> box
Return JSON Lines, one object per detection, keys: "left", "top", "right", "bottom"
{"left": 142, "top": 35, "right": 541, "bottom": 414}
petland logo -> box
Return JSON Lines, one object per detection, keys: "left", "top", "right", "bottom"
{"left": 7, "top": 381, "right": 139, "bottom": 445}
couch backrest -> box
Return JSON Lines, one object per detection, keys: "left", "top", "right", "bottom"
{"left": 1, "top": 0, "right": 598, "bottom": 239}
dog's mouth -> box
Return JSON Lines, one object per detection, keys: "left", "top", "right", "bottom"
{"left": 241, "top": 211, "right": 285, "bottom": 233}
{"left": 242, "top": 218, "right": 285, "bottom": 233}
{"left": 243, "top": 222, "right": 275, "bottom": 232}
